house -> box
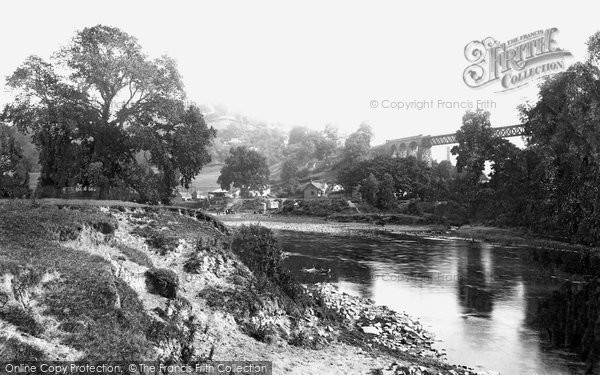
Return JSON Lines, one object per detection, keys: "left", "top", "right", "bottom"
{"left": 208, "top": 188, "right": 229, "bottom": 199}
{"left": 247, "top": 186, "right": 271, "bottom": 198}
{"left": 266, "top": 199, "right": 279, "bottom": 209}
{"left": 302, "top": 181, "right": 327, "bottom": 200}
{"left": 179, "top": 191, "right": 192, "bottom": 201}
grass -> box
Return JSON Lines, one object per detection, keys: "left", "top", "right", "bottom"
{"left": 0, "top": 201, "right": 155, "bottom": 361}
{"left": 131, "top": 226, "right": 179, "bottom": 255}
{"left": 0, "top": 337, "right": 45, "bottom": 360}
{"left": 0, "top": 306, "right": 44, "bottom": 336}
{"left": 187, "top": 163, "right": 223, "bottom": 193}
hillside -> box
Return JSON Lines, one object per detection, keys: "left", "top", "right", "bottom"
{"left": 0, "top": 200, "right": 480, "bottom": 374}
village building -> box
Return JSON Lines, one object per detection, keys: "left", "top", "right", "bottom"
{"left": 302, "top": 181, "right": 327, "bottom": 200}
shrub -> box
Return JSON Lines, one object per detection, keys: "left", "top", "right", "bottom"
{"left": 183, "top": 255, "right": 203, "bottom": 274}
{"left": 277, "top": 199, "right": 351, "bottom": 217}
{"left": 230, "top": 225, "right": 323, "bottom": 312}
{"left": 231, "top": 225, "right": 283, "bottom": 279}
{"left": 288, "top": 329, "right": 312, "bottom": 347}
{"left": 145, "top": 268, "right": 179, "bottom": 299}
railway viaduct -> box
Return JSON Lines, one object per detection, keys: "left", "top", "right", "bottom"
{"left": 374, "top": 125, "right": 526, "bottom": 164}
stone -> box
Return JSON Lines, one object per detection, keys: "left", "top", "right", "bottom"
{"left": 361, "top": 326, "right": 380, "bottom": 335}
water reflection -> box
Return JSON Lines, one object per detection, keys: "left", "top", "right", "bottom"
{"left": 277, "top": 230, "right": 587, "bottom": 375}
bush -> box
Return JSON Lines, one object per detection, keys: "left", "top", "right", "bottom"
{"left": 277, "top": 199, "right": 351, "bottom": 217}
{"left": 183, "top": 256, "right": 203, "bottom": 274}
{"left": 145, "top": 268, "right": 179, "bottom": 299}
{"left": 231, "top": 225, "right": 283, "bottom": 279}
{"left": 230, "top": 225, "right": 322, "bottom": 311}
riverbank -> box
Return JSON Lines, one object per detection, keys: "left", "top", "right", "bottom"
{"left": 220, "top": 212, "right": 600, "bottom": 373}
{"left": 0, "top": 200, "right": 483, "bottom": 375}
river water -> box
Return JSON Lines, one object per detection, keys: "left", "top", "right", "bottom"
{"left": 277, "top": 230, "right": 587, "bottom": 375}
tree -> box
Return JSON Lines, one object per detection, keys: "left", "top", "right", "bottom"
{"left": 218, "top": 146, "right": 270, "bottom": 197}
{"left": 338, "top": 155, "right": 430, "bottom": 200}
{"left": 281, "top": 159, "right": 299, "bottom": 183}
{"left": 360, "top": 173, "right": 379, "bottom": 205}
{"left": 519, "top": 59, "right": 600, "bottom": 243}
{"left": 342, "top": 123, "right": 373, "bottom": 164}
{"left": 0, "top": 124, "right": 31, "bottom": 198}
{"left": 288, "top": 126, "right": 309, "bottom": 145}
{"left": 280, "top": 158, "right": 300, "bottom": 195}
{"left": 377, "top": 173, "right": 396, "bottom": 210}
{"left": 451, "top": 109, "right": 498, "bottom": 185}
{"left": 2, "top": 25, "right": 216, "bottom": 203}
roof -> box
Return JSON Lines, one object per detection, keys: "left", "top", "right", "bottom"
{"left": 302, "top": 181, "right": 327, "bottom": 192}
{"left": 210, "top": 188, "right": 229, "bottom": 194}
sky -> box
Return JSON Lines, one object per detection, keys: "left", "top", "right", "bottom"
{"left": 0, "top": 0, "right": 596, "bottom": 161}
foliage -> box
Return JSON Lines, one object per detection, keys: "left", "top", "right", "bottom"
{"left": 0, "top": 305, "right": 44, "bottom": 336}
{"left": 360, "top": 173, "right": 379, "bottom": 206}
{"left": 376, "top": 173, "right": 396, "bottom": 210}
{"left": 277, "top": 199, "right": 351, "bottom": 217}
{"left": 0, "top": 202, "right": 155, "bottom": 360}
{"left": 338, "top": 155, "right": 431, "bottom": 200}
{"left": 451, "top": 109, "right": 501, "bottom": 185}
{"left": 0, "top": 123, "right": 31, "bottom": 198}
{"left": 2, "top": 25, "right": 216, "bottom": 203}
{"left": 217, "top": 146, "right": 270, "bottom": 197}
{"left": 131, "top": 226, "right": 179, "bottom": 255}
{"left": 337, "top": 123, "right": 372, "bottom": 171}
{"left": 231, "top": 225, "right": 283, "bottom": 279}
{"left": 517, "top": 60, "right": 600, "bottom": 243}
{"left": 280, "top": 159, "right": 301, "bottom": 195}
{"left": 285, "top": 124, "right": 339, "bottom": 165}
{"left": 207, "top": 108, "right": 287, "bottom": 164}
{"left": 145, "top": 268, "right": 179, "bottom": 299}
{"left": 0, "top": 337, "right": 46, "bottom": 360}
{"left": 113, "top": 241, "right": 153, "bottom": 268}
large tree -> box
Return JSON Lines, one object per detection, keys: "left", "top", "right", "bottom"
{"left": 342, "top": 123, "right": 373, "bottom": 164}
{"left": 2, "top": 25, "right": 215, "bottom": 203}
{"left": 218, "top": 146, "right": 270, "bottom": 197}
{"left": 451, "top": 109, "right": 499, "bottom": 185}
{"left": 519, "top": 56, "right": 600, "bottom": 243}
{"left": 0, "top": 123, "right": 31, "bottom": 198}
{"left": 338, "top": 155, "right": 430, "bottom": 200}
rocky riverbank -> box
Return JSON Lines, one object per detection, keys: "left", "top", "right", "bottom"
{"left": 309, "top": 284, "right": 481, "bottom": 375}
{"left": 0, "top": 201, "right": 485, "bottom": 375}
{"left": 310, "top": 284, "right": 440, "bottom": 358}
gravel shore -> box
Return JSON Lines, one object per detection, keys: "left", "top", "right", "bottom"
{"left": 217, "top": 213, "right": 442, "bottom": 238}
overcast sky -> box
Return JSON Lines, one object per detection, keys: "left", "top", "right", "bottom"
{"left": 1, "top": 1, "right": 596, "bottom": 160}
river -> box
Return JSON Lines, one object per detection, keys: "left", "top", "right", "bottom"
{"left": 277, "top": 230, "right": 587, "bottom": 375}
